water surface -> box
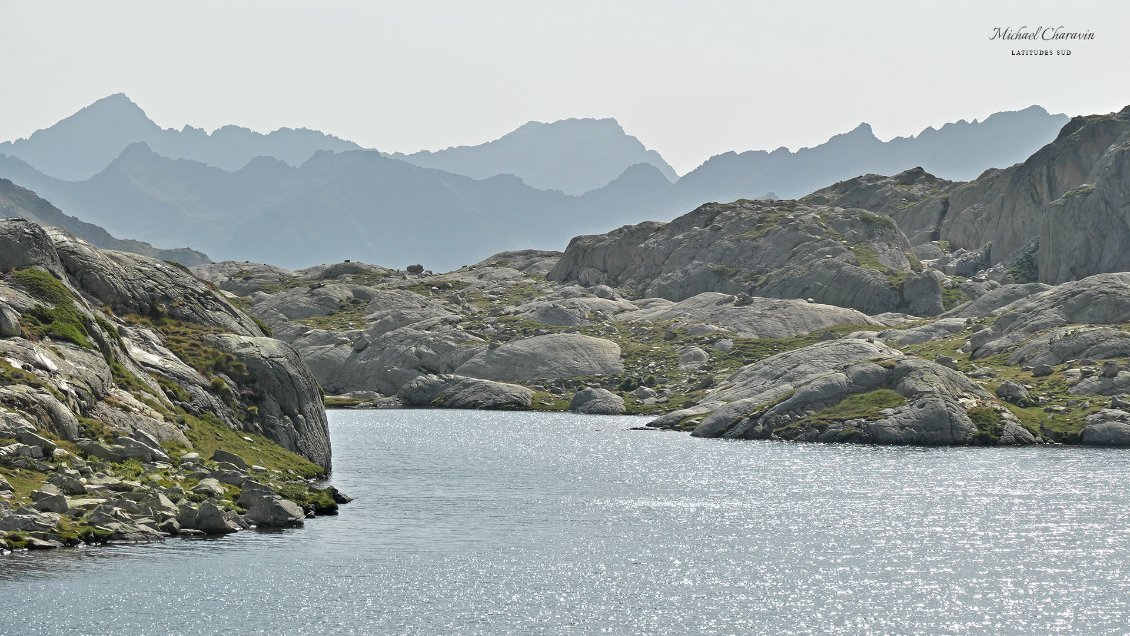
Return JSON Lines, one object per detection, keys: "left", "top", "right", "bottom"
{"left": 3, "top": 409, "right": 1130, "bottom": 634}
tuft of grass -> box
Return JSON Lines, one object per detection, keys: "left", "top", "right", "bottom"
{"left": 0, "top": 467, "right": 48, "bottom": 505}
{"left": 276, "top": 482, "right": 338, "bottom": 515}
{"left": 11, "top": 268, "right": 92, "bottom": 348}
{"left": 802, "top": 389, "right": 906, "bottom": 424}
{"left": 968, "top": 406, "right": 1005, "bottom": 444}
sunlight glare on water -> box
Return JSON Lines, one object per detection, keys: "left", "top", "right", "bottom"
{"left": 3, "top": 409, "right": 1130, "bottom": 634}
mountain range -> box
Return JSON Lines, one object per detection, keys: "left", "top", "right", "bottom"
{"left": 0, "top": 95, "right": 1069, "bottom": 270}
{"left": 0, "top": 177, "right": 208, "bottom": 265}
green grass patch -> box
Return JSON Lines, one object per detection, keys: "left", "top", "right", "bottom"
{"left": 801, "top": 389, "right": 906, "bottom": 425}
{"left": 11, "top": 268, "right": 93, "bottom": 348}
{"left": 181, "top": 411, "right": 324, "bottom": 479}
{"left": 0, "top": 467, "right": 47, "bottom": 504}
{"left": 0, "top": 358, "right": 65, "bottom": 401}
{"left": 127, "top": 316, "right": 251, "bottom": 386}
{"left": 298, "top": 298, "right": 370, "bottom": 331}
{"left": 968, "top": 406, "right": 1005, "bottom": 444}
{"left": 530, "top": 391, "right": 570, "bottom": 412}
{"left": 942, "top": 286, "right": 970, "bottom": 311}
{"left": 276, "top": 482, "right": 338, "bottom": 515}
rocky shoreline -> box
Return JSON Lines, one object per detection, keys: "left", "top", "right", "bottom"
{"left": 1, "top": 218, "right": 347, "bottom": 555}
{"left": 1, "top": 435, "right": 349, "bottom": 554}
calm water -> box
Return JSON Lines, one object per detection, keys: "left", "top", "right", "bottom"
{"left": 3, "top": 410, "right": 1130, "bottom": 634}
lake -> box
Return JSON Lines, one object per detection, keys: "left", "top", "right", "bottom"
{"left": 3, "top": 409, "right": 1130, "bottom": 634}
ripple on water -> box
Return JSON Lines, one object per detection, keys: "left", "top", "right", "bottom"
{"left": 4, "top": 409, "right": 1130, "bottom": 634}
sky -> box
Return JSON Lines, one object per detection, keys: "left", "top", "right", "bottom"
{"left": 0, "top": 0, "right": 1127, "bottom": 174}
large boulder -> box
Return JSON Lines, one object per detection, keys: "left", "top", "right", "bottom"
{"left": 397, "top": 374, "right": 533, "bottom": 410}
{"left": 238, "top": 481, "right": 304, "bottom": 528}
{"left": 192, "top": 500, "right": 241, "bottom": 535}
{"left": 569, "top": 387, "right": 626, "bottom": 415}
{"left": 1081, "top": 410, "right": 1130, "bottom": 446}
{"left": 455, "top": 333, "right": 623, "bottom": 382}
{"left": 0, "top": 219, "right": 65, "bottom": 277}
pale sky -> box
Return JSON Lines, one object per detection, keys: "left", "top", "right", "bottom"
{"left": 0, "top": 0, "right": 1126, "bottom": 174}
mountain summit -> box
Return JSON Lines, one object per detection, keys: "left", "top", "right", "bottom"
{"left": 392, "top": 117, "right": 678, "bottom": 195}
{"left": 0, "top": 94, "right": 360, "bottom": 180}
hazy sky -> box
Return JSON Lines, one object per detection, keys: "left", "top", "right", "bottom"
{"left": 0, "top": 0, "right": 1126, "bottom": 174}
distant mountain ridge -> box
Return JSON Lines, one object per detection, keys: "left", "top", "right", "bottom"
{"left": 0, "top": 95, "right": 1074, "bottom": 270}
{"left": 670, "top": 106, "right": 1069, "bottom": 203}
{"left": 0, "top": 144, "right": 675, "bottom": 270}
{"left": 0, "top": 177, "right": 209, "bottom": 265}
{"left": 0, "top": 94, "right": 362, "bottom": 181}
{"left": 390, "top": 118, "right": 677, "bottom": 195}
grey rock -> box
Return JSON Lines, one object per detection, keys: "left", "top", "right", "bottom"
{"left": 1103, "top": 361, "right": 1120, "bottom": 378}
{"left": 31, "top": 489, "right": 68, "bottom": 513}
{"left": 47, "top": 473, "right": 86, "bottom": 496}
{"left": 1007, "top": 326, "right": 1130, "bottom": 367}
{"left": 207, "top": 334, "right": 331, "bottom": 470}
{"left": 940, "top": 283, "right": 1050, "bottom": 319}
{"left": 455, "top": 333, "right": 622, "bottom": 382}
{"left": 397, "top": 374, "right": 533, "bottom": 410}
{"left": 0, "top": 302, "right": 20, "bottom": 337}
{"left": 1032, "top": 365, "right": 1054, "bottom": 378}
{"left": 1081, "top": 409, "right": 1130, "bottom": 446}
{"left": 548, "top": 199, "right": 931, "bottom": 315}
{"left": 193, "top": 500, "right": 240, "bottom": 535}
{"left": 902, "top": 270, "right": 946, "bottom": 316}
{"left": 211, "top": 449, "right": 248, "bottom": 470}
{"left": 191, "top": 478, "right": 225, "bottom": 498}
{"left": 678, "top": 347, "right": 710, "bottom": 370}
{"left": 620, "top": 292, "right": 878, "bottom": 339}
{"left": 971, "top": 273, "right": 1130, "bottom": 359}
{"left": 934, "top": 355, "right": 959, "bottom": 370}
{"left": 238, "top": 482, "right": 304, "bottom": 528}
{"left": 569, "top": 388, "right": 626, "bottom": 415}
{"left": 996, "top": 381, "right": 1034, "bottom": 406}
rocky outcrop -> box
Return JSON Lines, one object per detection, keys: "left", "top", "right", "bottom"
{"left": 619, "top": 292, "right": 879, "bottom": 338}
{"left": 801, "top": 168, "right": 956, "bottom": 246}
{"left": 1, "top": 218, "right": 344, "bottom": 553}
{"left": 456, "top": 333, "right": 623, "bottom": 382}
{"left": 940, "top": 107, "right": 1130, "bottom": 281}
{"left": 969, "top": 273, "right": 1130, "bottom": 359}
{"left": 397, "top": 374, "right": 533, "bottom": 410}
{"left": 207, "top": 335, "right": 331, "bottom": 470}
{"left": 547, "top": 199, "right": 941, "bottom": 316}
{"left": 650, "top": 339, "right": 1034, "bottom": 446}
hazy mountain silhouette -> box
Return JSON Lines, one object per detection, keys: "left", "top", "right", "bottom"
{"left": 0, "top": 177, "right": 209, "bottom": 265}
{"left": 0, "top": 145, "right": 676, "bottom": 270}
{"left": 0, "top": 97, "right": 1072, "bottom": 270}
{"left": 669, "top": 106, "right": 1069, "bottom": 204}
{"left": 391, "top": 118, "right": 677, "bottom": 195}
{"left": 0, "top": 94, "right": 361, "bottom": 181}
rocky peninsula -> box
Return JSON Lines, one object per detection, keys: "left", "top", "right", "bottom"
{"left": 1, "top": 219, "right": 347, "bottom": 554}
